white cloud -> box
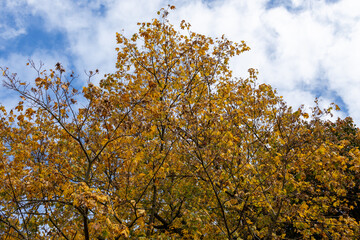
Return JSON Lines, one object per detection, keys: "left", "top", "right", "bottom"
{"left": 21, "top": 0, "right": 165, "bottom": 78}
{"left": 0, "top": 0, "right": 27, "bottom": 42}
{"left": 0, "top": 25, "right": 26, "bottom": 41}
{"left": 169, "top": 0, "right": 359, "bottom": 121}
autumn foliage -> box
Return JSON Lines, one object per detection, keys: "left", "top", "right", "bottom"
{"left": 1, "top": 6, "right": 360, "bottom": 240}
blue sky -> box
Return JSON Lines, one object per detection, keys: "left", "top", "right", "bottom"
{"left": 1, "top": 0, "right": 360, "bottom": 123}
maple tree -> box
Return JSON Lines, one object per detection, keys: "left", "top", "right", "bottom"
{"left": 1, "top": 6, "right": 359, "bottom": 239}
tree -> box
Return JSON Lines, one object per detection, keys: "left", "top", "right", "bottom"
{"left": 1, "top": 6, "right": 359, "bottom": 239}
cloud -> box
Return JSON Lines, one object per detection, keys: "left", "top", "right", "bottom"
{"left": 169, "top": 0, "right": 358, "bottom": 120}
{"left": 0, "top": 0, "right": 27, "bottom": 48}
{"left": 22, "top": 0, "right": 165, "bottom": 78}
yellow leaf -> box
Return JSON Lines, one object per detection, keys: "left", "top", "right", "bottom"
{"left": 120, "top": 227, "right": 130, "bottom": 237}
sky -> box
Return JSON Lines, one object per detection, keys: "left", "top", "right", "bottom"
{"left": 1, "top": 0, "right": 360, "bottom": 123}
